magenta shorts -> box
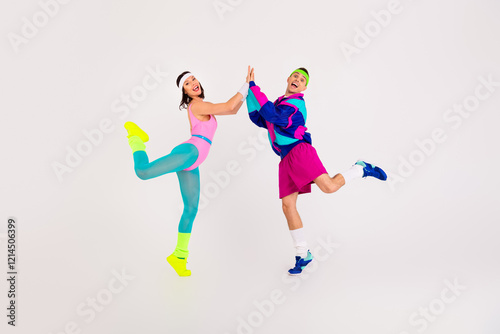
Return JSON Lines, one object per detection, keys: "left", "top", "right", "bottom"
{"left": 279, "top": 143, "right": 328, "bottom": 199}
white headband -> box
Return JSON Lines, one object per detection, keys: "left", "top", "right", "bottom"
{"left": 178, "top": 72, "right": 193, "bottom": 91}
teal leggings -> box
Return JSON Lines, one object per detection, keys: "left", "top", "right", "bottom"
{"left": 133, "top": 143, "right": 200, "bottom": 233}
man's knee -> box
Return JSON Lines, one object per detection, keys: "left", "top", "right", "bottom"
{"left": 321, "top": 183, "right": 337, "bottom": 193}
{"left": 282, "top": 199, "right": 296, "bottom": 214}
{"left": 317, "top": 178, "right": 340, "bottom": 193}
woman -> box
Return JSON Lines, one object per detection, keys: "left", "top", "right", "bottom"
{"left": 124, "top": 67, "right": 254, "bottom": 276}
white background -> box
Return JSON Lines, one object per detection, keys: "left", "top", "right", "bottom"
{"left": 1, "top": 0, "right": 499, "bottom": 333}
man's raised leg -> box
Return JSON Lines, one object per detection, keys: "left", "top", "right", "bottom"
{"left": 313, "top": 160, "right": 387, "bottom": 194}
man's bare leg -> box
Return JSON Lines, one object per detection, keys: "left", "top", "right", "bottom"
{"left": 282, "top": 192, "right": 302, "bottom": 230}
{"left": 313, "top": 173, "right": 346, "bottom": 193}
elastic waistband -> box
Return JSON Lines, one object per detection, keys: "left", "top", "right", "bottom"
{"left": 192, "top": 134, "right": 212, "bottom": 145}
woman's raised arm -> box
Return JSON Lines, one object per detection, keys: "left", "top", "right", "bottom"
{"left": 192, "top": 66, "right": 254, "bottom": 116}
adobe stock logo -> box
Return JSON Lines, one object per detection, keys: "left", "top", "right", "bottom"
{"left": 51, "top": 65, "right": 169, "bottom": 183}
{"left": 7, "top": 0, "right": 74, "bottom": 54}
{"left": 222, "top": 235, "right": 340, "bottom": 334}
{"left": 340, "top": 0, "right": 406, "bottom": 63}
{"left": 213, "top": 0, "right": 245, "bottom": 20}
{"left": 47, "top": 269, "right": 135, "bottom": 334}
{"left": 387, "top": 74, "right": 499, "bottom": 191}
{"left": 398, "top": 278, "right": 466, "bottom": 334}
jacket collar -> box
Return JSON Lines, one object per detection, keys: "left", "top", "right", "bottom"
{"left": 276, "top": 93, "right": 304, "bottom": 104}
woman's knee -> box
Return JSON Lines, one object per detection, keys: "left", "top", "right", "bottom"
{"left": 183, "top": 201, "right": 199, "bottom": 217}
{"left": 135, "top": 168, "right": 151, "bottom": 180}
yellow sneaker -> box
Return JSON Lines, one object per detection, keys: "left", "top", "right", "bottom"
{"left": 167, "top": 254, "right": 191, "bottom": 277}
{"left": 124, "top": 122, "right": 149, "bottom": 142}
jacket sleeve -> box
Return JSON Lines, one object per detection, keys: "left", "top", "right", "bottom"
{"left": 246, "top": 81, "right": 267, "bottom": 129}
{"left": 246, "top": 81, "right": 295, "bottom": 128}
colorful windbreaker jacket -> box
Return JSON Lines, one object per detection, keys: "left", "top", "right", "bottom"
{"left": 246, "top": 81, "right": 312, "bottom": 159}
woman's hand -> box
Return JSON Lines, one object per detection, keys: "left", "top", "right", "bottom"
{"left": 246, "top": 66, "right": 254, "bottom": 83}
{"left": 192, "top": 67, "right": 252, "bottom": 116}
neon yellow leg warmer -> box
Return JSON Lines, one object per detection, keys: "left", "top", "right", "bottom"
{"left": 128, "top": 136, "right": 145, "bottom": 153}
{"left": 173, "top": 232, "right": 191, "bottom": 258}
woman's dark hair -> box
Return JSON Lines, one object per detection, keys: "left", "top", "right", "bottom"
{"left": 176, "top": 71, "right": 205, "bottom": 110}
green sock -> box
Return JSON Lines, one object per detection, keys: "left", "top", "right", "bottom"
{"left": 173, "top": 232, "right": 191, "bottom": 258}
{"left": 128, "top": 135, "right": 145, "bottom": 153}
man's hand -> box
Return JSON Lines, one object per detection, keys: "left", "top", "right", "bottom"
{"left": 246, "top": 65, "right": 255, "bottom": 83}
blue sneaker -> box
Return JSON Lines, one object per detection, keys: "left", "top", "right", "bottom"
{"left": 288, "top": 251, "right": 313, "bottom": 276}
{"left": 355, "top": 160, "right": 387, "bottom": 181}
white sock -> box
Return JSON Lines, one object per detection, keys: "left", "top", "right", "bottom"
{"left": 290, "top": 228, "right": 308, "bottom": 258}
{"left": 341, "top": 164, "right": 364, "bottom": 184}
